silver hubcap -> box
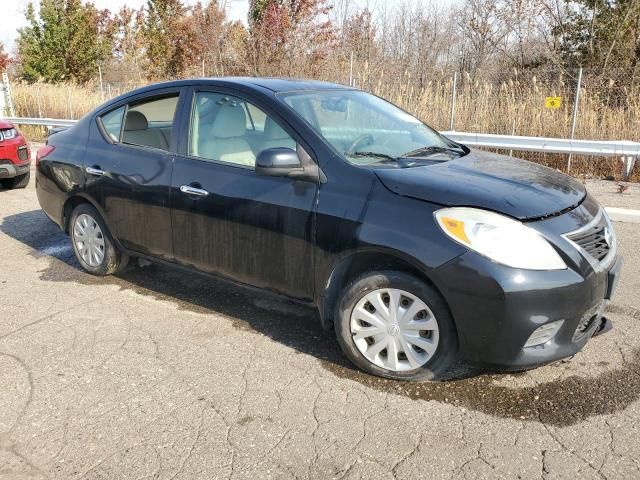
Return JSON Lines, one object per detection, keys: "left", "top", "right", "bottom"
{"left": 350, "top": 288, "right": 440, "bottom": 372}
{"left": 73, "top": 214, "right": 105, "bottom": 267}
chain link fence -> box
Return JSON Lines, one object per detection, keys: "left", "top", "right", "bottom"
{"left": 6, "top": 64, "right": 640, "bottom": 181}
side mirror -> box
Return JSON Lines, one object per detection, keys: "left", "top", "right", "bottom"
{"left": 256, "top": 147, "right": 303, "bottom": 177}
{"left": 256, "top": 146, "right": 326, "bottom": 184}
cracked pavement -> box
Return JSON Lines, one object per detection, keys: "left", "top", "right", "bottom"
{"left": 1, "top": 171, "right": 640, "bottom": 479}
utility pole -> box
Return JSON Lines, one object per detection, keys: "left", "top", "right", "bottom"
{"left": 1, "top": 72, "right": 15, "bottom": 117}
{"left": 450, "top": 71, "right": 458, "bottom": 131}
{"left": 349, "top": 51, "right": 354, "bottom": 87}
{"left": 567, "top": 67, "right": 583, "bottom": 173}
{"left": 98, "top": 64, "right": 105, "bottom": 102}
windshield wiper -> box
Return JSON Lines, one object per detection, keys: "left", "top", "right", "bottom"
{"left": 401, "top": 145, "right": 464, "bottom": 158}
{"left": 344, "top": 150, "right": 447, "bottom": 168}
{"left": 345, "top": 149, "right": 457, "bottom": 167}
{"left": 344, "top": 151, "right": 399, "bottom": 161}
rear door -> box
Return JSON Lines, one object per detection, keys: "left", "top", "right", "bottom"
{"left": 170, "top": 88, "right": 318, "bottom": 300}
{"left": 85, "top": 89, "right": 183, "bottom": 260}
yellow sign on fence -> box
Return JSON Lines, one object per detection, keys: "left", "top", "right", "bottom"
{"left": 545, "top": 96, "right": 562, "bottom": 109}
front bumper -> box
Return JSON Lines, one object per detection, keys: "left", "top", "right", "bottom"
{"left": 431, "top": 250, "right": 621, "bottom": 370}
{"left": 0, "top": 136, "right": 31, "bottom": 178}
{"left": 0, "top": 161, "right": 30, "bottom": 178}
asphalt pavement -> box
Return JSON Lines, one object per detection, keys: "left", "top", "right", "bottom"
{"left": 1, "top": 169, "right": 640, "bottom": 479}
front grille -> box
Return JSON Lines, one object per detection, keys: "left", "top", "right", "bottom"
{"left": 568, "top": 224, "right": 610, "bottom": 261}
{"left": 564, "top": 209, "right": 614, "bottom": 267}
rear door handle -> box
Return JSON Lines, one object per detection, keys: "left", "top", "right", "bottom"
{"left": 86, "top": 166, "right": 105, "bottom": 176}
{"left": 180, "top": 185, "right": 209, "bottom": 197}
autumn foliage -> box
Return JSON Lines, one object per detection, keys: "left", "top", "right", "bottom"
{"left": 9, "top": 0, "right": 640, "bottom": 90}
{"left": 13, "top": 0, "right": 336, "bottom": 83}
{"left": 7, "top": 1, "right": 640, "bottom": 181}
{"left": 0, "top": 43, "right": 9, "bottom": 72}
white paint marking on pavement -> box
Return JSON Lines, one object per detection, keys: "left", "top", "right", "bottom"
{"left": 605, "top": 207, "right": 640, "bottom": 223}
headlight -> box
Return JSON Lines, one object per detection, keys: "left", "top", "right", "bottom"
{"left": 434, "top": 207, "right": 566, "bottom": 270}
{"left": 1, "top": 128, "right": 18, "bottom": 140}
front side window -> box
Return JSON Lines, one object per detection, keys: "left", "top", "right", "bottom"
{"left": 189, "top": 92, "right": 296, "bottom": 167}
{"left": 281, "top": 90, "right": 464, "bottom": 167}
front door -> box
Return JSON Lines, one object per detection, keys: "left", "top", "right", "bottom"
{"left": 85, "top": 90, "right": 182, "bottom": 260}
{"left": 170, "top": 89, "right": 318, "bottom": 300}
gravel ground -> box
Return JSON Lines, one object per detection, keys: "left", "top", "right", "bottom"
{"left": 1, "top": 167, "right": 640, "bottom": 479}
{"left": 584, "top": 180, "right": 640, "bottom": 210}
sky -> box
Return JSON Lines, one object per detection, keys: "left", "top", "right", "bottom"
{"left": 0, "top": 0, "right": 457, "bottom": 52}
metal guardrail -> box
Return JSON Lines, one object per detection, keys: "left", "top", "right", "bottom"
{"left": 3, "top": 117, "right": 638, "bottom": 176}
{"left": 5, "top": 117, "right": 77, "bottom": 128}
{"left": 441, "top": 131, "right": 638, "bottom": 178}
{"left": 442, "top": 131, "right": 640, "bottom": 158}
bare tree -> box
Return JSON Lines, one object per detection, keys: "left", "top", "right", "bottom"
{"left": 456, "top": 0, "right": 510, "bottom": 76}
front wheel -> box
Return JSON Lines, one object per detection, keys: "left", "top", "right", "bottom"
{"left": 334, "top": 271, "right": 459, "bottom": 381}
{"left": 69, "top": 204, "right": 129, "bottom": 276}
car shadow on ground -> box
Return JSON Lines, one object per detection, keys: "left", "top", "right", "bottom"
{"left": 0, "top": 209, "right": 352, "bottom": 365}
{"left": 3, "top": 208, "right": 640, "bottom": 427}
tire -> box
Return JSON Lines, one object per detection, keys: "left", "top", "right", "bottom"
{"left": 334, "top": 271, "right": 459, "bottom": 381}
{"left": 1, "top": 171, "right": 30, "bottom": 189}
{"left": 69, "top": 203, "right": 129, "bottom": 276}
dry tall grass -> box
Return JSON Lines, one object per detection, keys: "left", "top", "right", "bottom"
{"left": 13, "top": 82, "right": 104, "bottom": 119}
{"left": 12, "top": 82, "right": 138, "bottom": 145}
{"left": 365, "top": 72, "right": 640, "bottom": 181}
{"left": 12, "top": 76, "right": 640, "bottom": 181}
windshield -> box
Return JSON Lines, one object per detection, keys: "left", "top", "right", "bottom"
{"left": 280, "top": 90, "right": 464, "bottom": 166}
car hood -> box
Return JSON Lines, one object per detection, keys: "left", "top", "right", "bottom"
{"left": 374, "top": 150, "right": 586, "bottom": 220}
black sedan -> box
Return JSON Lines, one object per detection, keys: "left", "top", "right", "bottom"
{"left": 36, "top": 78, "right": 622, "bottom": 381}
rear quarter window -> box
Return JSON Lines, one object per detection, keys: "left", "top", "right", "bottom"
{"left": 99, "top": 106, "right": 125, "bottom": 142}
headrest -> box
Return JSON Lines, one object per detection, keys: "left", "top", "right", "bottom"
{"left": 264, "top": 116, "right": 289, "bottom": 140}
{"left": 211, "top": 105, "right": 246, "bottom": 138}
{"left": 124, "top": 111, "right": 148, "bottom": 131}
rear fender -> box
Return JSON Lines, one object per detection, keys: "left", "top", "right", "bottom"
{"left": 61, "top": 194, "right": 125, "bottom": 251}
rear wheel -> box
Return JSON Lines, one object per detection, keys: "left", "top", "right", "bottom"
{"left": 69, "top": 204, "right": 129, "bottom": 276}
{"left": 1, "top": 171, "right": 30, "bottom": 189}
{"left": 334, "top": 271, "right": 459, "bottom": 381}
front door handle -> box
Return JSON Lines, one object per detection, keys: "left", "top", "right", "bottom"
{"left": 86, "top": 166, "right": 105, "bottom": 176}
{"left": 180, "top": 185, "right": 209, "bottom": 197}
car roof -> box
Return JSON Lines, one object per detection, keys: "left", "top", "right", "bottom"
{"left": 127, "top": 77, "right": 353, "bottom": 96}
{"left": 222, "top": 77, "right": 351, "bottom": 93}
{"left": 95, "top": 77, "right": 358, "bottom": 117}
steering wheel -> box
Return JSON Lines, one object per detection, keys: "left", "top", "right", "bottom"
{"left": 346, "top": 134, "right": 375, "bottom": 154}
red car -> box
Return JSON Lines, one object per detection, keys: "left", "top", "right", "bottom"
{"left": 0, "top": 120, "right": 31, "bottom": 189}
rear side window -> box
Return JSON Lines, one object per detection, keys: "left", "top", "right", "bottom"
{"left": 99, "top": 106, "right": 125, "bottom": 142}
{"left": 98, "top": 94, "right": 179, "bottom": 152}
{"left": 122, "top": 96, "right": 178, "bottom": 151}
